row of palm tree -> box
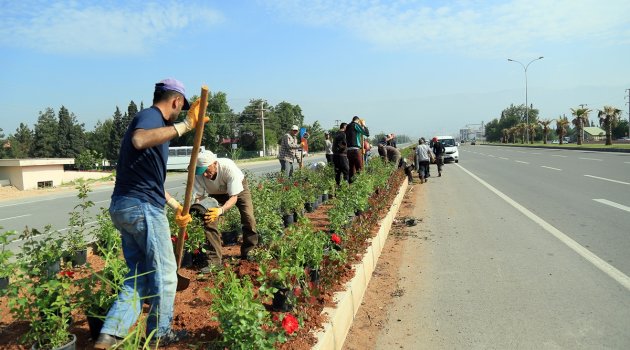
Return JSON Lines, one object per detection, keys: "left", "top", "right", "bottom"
{"left": 501, "top": 105, "right": 623, "bottom": 146}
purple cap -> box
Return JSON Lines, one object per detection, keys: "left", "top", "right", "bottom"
{"left": 155, "top": 78, "right": 190, "bottom": 110}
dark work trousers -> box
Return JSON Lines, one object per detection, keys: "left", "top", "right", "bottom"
{"left": 332, "top": 154, "right": 349, "bottom": 185}
{"left": 347, "top": 148, "right": 364, "bottom": 183}
{"left": 325, "top": 154, "right": 333, "bottom": 164}
{"left": 435, "top": 155, "right": 444, "bottom": 174}
{"left": 203, "top": 180, "right": 258, "bottom": 262}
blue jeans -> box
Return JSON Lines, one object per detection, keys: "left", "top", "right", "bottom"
{"left": 101, "top": 196, "right": 177, "bottom": 338}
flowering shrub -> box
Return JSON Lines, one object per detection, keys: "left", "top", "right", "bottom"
{"left": 93, "top": 206, "right": 121, "bottom": 256}
{"left": 211, "top": 268, "right": 286, "bottom": 349}
{"left": 64, "top": 180, "right": 94, "bottom": 259}
{"left": 0, "top": 229, "right": 15, "bottom": 280}
{"left": 279, "top": 178, "right": 304, "bottom": 215}
{"left": 331, "top": 233, "right": 342, "bottom": 245}
{"left": 281, "top": 313, "right": 299, "bottom": 335}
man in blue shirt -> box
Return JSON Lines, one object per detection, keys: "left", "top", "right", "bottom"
{"left": 95, "top": 78, "right": 208, "bottom": 349}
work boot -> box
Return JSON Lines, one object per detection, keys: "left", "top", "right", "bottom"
{"left": 94, "top": 333, "right": 123, "bottom": 349}
{"left": 439, "top": 171, "right": 442, "bottom": 177}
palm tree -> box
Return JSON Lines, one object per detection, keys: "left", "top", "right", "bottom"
{"left": 516, "top": 123, "right": 527, "bottom": 144}
{"left": 527, "top": 123, "right": 537, "bottom": 144}
{"left": 570, "top": 107, "right": 591, "bottom": 145}
{"left": 538, "top": 119, "right": 552, "bottom": 144}
{"left": 597, "top": 106, "right": 622, "bottom": 145}
{"left": 508, "top": 126, "right": 517, "bottom": 143}
{"left": 556, "top": 115, "right": 570, "bottom": 145}
{"left": 501, "top": 128, "right": 509, "bottom": 143}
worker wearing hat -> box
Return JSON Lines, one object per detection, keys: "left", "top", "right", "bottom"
{"left": 192, "top": 150, "right": 258, "bottom": 267}
{"left": 324, "top": 131, "right": 333, "bottom": 164}
{"left": 278, "top": 124, "right": 302, "bottom": 177}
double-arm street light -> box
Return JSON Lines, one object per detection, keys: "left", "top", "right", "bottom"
{"left": 508, "top": 56, "right": 544, "bottom": 143}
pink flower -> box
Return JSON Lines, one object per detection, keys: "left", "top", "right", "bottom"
{"left": 331, "top": 233, "right": 341, "bottom": 245}
{"left": 282, "top": 313, "right": 299, "bottom": 334}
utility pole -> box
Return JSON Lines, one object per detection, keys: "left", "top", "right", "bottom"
{"left": 259, "top": 100, "right": 267, "bottom": 157}
{"left": 334, "top": 119, "right": 342, "bottom": 128}
{"left": 626, "top": 89, "right": 630, "bottom": 138}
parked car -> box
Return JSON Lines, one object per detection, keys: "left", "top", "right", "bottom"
{"left": 434, "top": 135, "right": 459, "bottom": 163}
{"left": 551, "top": 139, "right": 559, "bottom": 144}
{"left": 470, "top": 140, "right": 476, "bottom": 145}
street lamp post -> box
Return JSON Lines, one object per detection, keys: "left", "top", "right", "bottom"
{"left": 508, "top": 56, "right": 544, "bottom": 143}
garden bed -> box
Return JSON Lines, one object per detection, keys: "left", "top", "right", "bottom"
{"left": 0, "top": 162, "right": 407, "bottom": 349}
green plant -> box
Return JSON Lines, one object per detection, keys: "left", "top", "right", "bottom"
{"left": 184, "top": 215, "right": 206, "bottom": 253}
{"left": 211, "top": 268, "right": 285, "bottom": 349}
{"left": 218, "top": 205, "right": 241, "bottom": 233}
{"left": 78, "top": 248, "right": 129, "bottom": 317}
{"left": 94, "top": 206, "right": 122, "bottom": 256}
{"left": 278, "top": 178, "right": 304, "bottom": 215}
{"left": 65, "top": 180, "right": 94, "bottom": 255}
{"left": 0, "top": 229, "right": 15, "bottom": 280}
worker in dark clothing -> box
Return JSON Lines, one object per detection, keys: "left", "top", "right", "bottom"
{"left": 432, "top": 137, "right": 445, "bottom": 177}
{"left": 344, "top": 116, "right": 369, "bottom": 182}
{"left": 332, "top": 123, "right": 349, "bottom": 185}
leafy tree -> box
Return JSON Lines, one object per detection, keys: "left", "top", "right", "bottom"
{"left": 303, "top": 120, "right": 325, "bottom": 152}
{"left": 570, "top": 107, "right": 591, "bottom": 145}
{"left": 86, "top": 119, "right": 113, "bottom": 161}
{"left": 485, "top": 104, "right": 536, "bottom": 142}
{"left": 597, "top": 106, "right": 622, "bottom": 145}
{"left": 32, "top": 108, "right": 59, "bottom": 158}
{"left": 9, "top": 123, "right": 34, "bottom": 158}
{"left": 75, "top": 149, "right": 101, "bottom": 170}
{"left": 123, "top": 101, "right": 138, "bottom": 128}
{"left": 612, "top": 119, "right": 629, "bottom": 139}
{"left": 0, "top": 128, "right": 10, "bottom": 159}
{"left": 107, "top": 107, "right": 125, "bottom": 164}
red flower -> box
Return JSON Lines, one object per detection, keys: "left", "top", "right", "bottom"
{"left": 278, "top": 178, "right": 284, "bottom": 183}
{"left": 293, "top": 286, "right": 302, "bottom": 297}
{"left": 59, "top": 270, "right": 75, "bottom": 279}
{"left": 272, "top": 314, "right": 279, "bottom": 322}
{"left": 171, "top": 236, "right": 177, "bottom": 243}
{"left": 194, "top": 249, "right": 200, "bottom": 254}
{"left": 293, "top": 181, "right": 299, "bottom": 187}
{"left": 283, "top": 186, "right": 289, "bottom": 191}
{"left": 331, "top": 233, "right": 341, "bottom": 245}
{"left": 282, "top": 313, "right": 299, "bottom": 334}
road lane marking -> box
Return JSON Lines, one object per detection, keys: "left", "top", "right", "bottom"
{"left": 531, "top": 152, "right": 542, "bottom": 155}
{"left": 487, "top": 155, "right": 496, "bottom": 158}
{"left": 456, "top": 164, "right": 630, "bottom": 291}
{"left": 0, "top": 214, "right": 31, "bottom": 222}
{"left": 499, "top": 157, "right": 509, "bottom": 160}
{"left": 541, "top": 166, "right": 562, "bottom": 171}
{"left": 94, "top": 199, "right": 110, "bottom": 204}
{"left": 551, "top": 155, "right": 567, "bottom": 158}
{"left": 579, "top": 157, "right": 602, "bottom": 161}
{"left": 593, "top": 199, "right": 630, "bottom": 213}
{"left": 624, "top": 162, "right": 630, "bottom": 164}
{"left": 10, "top": 220, "right": 98, "bottom": 242}
{"left": 515, "top": 160, "right": 529, "bottom": 164}
{"left": 584, "top": 175, "right": 630, "bottom": 186}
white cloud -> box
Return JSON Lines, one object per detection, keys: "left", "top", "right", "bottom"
{"left": 0, "top": 1, "right": 223, "bottom": 55}
{"left": 263, "top": 0, "right": 630, "bottom": 56}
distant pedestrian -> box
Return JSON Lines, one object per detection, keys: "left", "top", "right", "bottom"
{"left": 332, "top": 123, "right": 349, "bottom": 185}
{"left": 324, "top": 132, "right": 333, "bottom": 164}
{"left": 387, "top": 133, "right": 397, "bottom": 148}
{"left": 432, "top": 137, "right": 445, "bottom": 177}
{"left": 278, "top": 125, "right": 301, "bottom": 177}
{"left": 344, "top": 116, "right": 369, "bottom": 182}
{"left": 362, "top": 138, "right": 371, "bottom": 164}
{"left": 415, "top": 138, "right": 434, "bottom": 184}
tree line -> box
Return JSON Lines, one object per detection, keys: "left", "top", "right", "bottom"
{"left": 0, "top": 90, "right": 413, "bottom": 169}
{"left": 484, "top": 104, "right": 629, "bottom": 145}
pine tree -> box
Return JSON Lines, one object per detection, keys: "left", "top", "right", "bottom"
{"left": 10, "top": 123, "right": 34, "bottom": 158}
{"left": 107, "top": 107, "right": 125, "bottom": 163}
{"left": 56, "top": 106, "right": 85, "bottom": 158}
{"left": 32, "top": 108, "right": 59, "bottom": 158}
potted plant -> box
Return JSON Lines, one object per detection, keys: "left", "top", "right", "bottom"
{"left": 218, "top": 207, "right": 241, "bottom": 246}
{"left": 279, "top": 181, "right": 304, "bottom": 227}
{"left": 93, "top": 206, "right": 121, "bottom": 257}
{"left": 64, "top": 181, "right": 94, "bottom": 266}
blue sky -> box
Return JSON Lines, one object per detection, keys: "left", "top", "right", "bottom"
{"left": 1, "top": 0, "right": 629, "bottom": 139}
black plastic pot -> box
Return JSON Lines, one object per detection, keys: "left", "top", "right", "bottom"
{"left": 322, "top": 193, "right": 329, "bottom": 202}
{"left": 192, "top": 249, "right": 209, "bottom": 268}
{"left": 67, "top": 249, "right": 88, "bottom": 267}
{"left": 31, "top": 334, "right": 76, "bottom": 350}
{"left": 181, "top": 250, "right": 193, "bottom": 268}
{"left": 309, "top": 268, "right": 320, "bottom": 284}
{"left": 305, "top": 202, "right": 314, "bottom": 213}
{"left": 221, "top": 230, "right": 240, "bottom": 246}
{"left": 86, "top": 314, "right": 105, "bottom": 340}
{"left": 272, "top": 287, "right": 293, "bottom": 312}
{"left": 282, "top": 214, "right": 294, "bottom": 228}
{"left": 0, "top": 276, "right": 8, "bottom": 290}
{"left": 46, "top": 260, "right": 61, "bottom": 276}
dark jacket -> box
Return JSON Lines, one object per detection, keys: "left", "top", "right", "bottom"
{"left": 432, "top": 142, "right": 445, "bottom": 156}
{"left": 344, "top": 121, "right": 369, "bottom": 148}
{"left": 332, "top": 130, "right": 347, "bottom": 155}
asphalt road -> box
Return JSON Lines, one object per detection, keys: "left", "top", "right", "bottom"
{"left": 0, "top": 155, "right": 325, "bottom": 252}
{"left": 373, "top": 144, "right": 630, "bottom": 349}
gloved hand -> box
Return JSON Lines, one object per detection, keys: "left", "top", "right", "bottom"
{"left": 175, "top": 206, "right": 192, "bottom": 228}
{"left": 174, "top": 99, "right": 210, "bottom": 136}
{"left": 204, "top": 207, "right": 224, "bottom": 224}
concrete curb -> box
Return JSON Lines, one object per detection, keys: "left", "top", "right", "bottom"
{"left": 312, "top": 177, "right": 410, "bottom": 350}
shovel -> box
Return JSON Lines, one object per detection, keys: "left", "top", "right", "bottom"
{"left": 175, "top": 85, "right": 210, "bottom": 291}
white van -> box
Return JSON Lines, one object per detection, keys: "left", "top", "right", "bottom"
{"left": 434, "top": 135, "right": 459, "bottom": 163}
